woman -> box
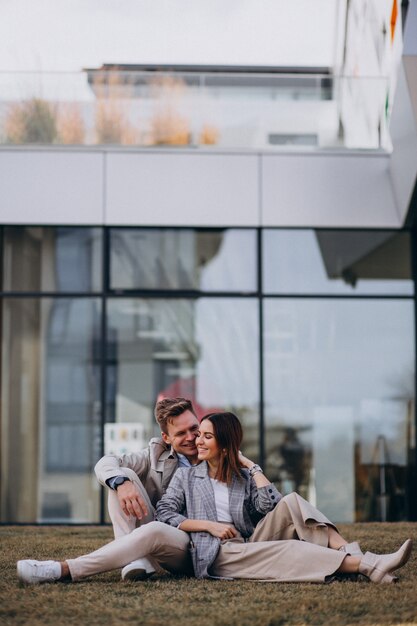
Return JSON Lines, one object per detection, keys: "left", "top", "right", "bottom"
{"left": 156, "top": 412, "right": 412, "bottom": 583}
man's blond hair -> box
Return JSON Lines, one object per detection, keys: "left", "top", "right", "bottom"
{"left": 154, "top": 397, "right": 196, "bottom": 434}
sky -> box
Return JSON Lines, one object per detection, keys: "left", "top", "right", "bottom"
{"left": 0, "top": 0, "right": 339, "bottom": 72}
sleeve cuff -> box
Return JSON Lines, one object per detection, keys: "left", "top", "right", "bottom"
{"left": 160, "top": 513, "right": 187, "bottom": 527}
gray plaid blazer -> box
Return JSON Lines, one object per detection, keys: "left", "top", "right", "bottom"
{"left": 156, "top": 461, "right": 281, "bottom": 578}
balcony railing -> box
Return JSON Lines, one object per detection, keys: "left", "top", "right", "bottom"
{"left": 0, "top": 70, "right": 391, "bottom": 151}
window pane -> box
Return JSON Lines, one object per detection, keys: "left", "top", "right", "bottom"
{"left": 110, "top": 228, "right": 257, "bottom": 292}
{"left": 106, "top": 298, "right": 260, "bottom": 460}
{"left": 0, "top": 298, "right": 101, "bottom": 522}
{"left": 263, "top": 230, "right": 413, "bottom": 295}
{"left": 1, "top": 227, "right": 102, "bottom": 292}
{"left": 263, "top": 298, "right": 415, "bottom": 522}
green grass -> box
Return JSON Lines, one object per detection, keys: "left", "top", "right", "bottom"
{"left": 1, "top": 524, "right": 417, "bottom": 626}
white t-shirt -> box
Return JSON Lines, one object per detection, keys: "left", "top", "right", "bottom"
{"left": 210, "top": 478, "right": 233, "bottom": 523}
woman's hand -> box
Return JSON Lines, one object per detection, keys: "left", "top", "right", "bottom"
{"left": 238, "top": 451, "right": 255, "bottom": 470}
{"left": 239, "top": 452, "right": 271, "bottom": 488}
{"left": 205, "top": 521, "right": 238, "bottom": 540}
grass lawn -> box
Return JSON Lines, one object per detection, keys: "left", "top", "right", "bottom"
{"left": 1, "top": 523, "right": 417, "bottom": 626}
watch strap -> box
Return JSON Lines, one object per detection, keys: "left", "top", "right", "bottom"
{"left": 109, "top": 476, "right": 130, "bottom": 490}
{"left": 249, "top": 464, "right": 263, "bottom": 477}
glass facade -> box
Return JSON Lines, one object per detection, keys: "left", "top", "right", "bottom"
{"left": 0, "top": 226, "right": 415, "bottom": 523}
{"left": 264, "top": 298, "right": 414, "bottom": 522}
{"left": 110, "top": 228, "right": 257, "bottom": 292}
{"left": 263, "top": 230, "right": 413, "bottom": 295}
{"left": 106, "top": 297, "right": 259, "bottom": 454}
{"left": 2, "top": 227, "right": 102, "bottom": 292}
{"left": 0, "top": 297, "right": 101, "bottom": 522}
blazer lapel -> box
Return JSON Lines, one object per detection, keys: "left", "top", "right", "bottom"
{"left": 194, "top": 462, "right": 218, "bottom": 521}
{"left": 160, "top": 449, "right": 179, "bottom": 491}
{"left": 229, "top": 473, "right": 247, "bottom": 526}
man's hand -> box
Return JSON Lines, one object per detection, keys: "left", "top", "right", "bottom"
{"left": 205, "top": 521, "right": 238, "bottom": 540}
{"left": 116, "top": 481, "right": 148, "bottom": 520}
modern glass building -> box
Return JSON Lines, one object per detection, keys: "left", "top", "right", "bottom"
{"left": 1, "top": 1, "right": 416, "bottom": 525}
{"left": 0, "top": 226, "right": 415, "bottom": 524}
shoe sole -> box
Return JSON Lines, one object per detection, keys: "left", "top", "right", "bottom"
{"left": 17, "top": 561, "right": 27, "bottom": 583}
{"left": 381, "top": 573, "right": 399, "bottom": 583}
{"left": 122, "top": 568, "right": 155, "bottom": 582}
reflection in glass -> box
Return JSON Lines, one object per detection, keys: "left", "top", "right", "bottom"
{"left": 106, "top": 298, "right": 259, "bottom": 459}
{"left": 263, "top": 298, "right": 415, "bottom": 522}
{"left": 263, "top": 230, "right": 412, "bottom": 295}
{"left": 110, "top": 229, "right": 257, "bottom": 292}
{"left": 1, "top": 227, "right": 102, "bottom": 292}
{"left": 0, "top": 298, "right": 101, "bottom": 522}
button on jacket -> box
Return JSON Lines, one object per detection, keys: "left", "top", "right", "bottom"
{"left": 156, "top": 461, "right": 282, "bottom": 578}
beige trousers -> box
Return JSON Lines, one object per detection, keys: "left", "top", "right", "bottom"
{"left": 67, "top": 492, "right": 342, "bottom": 582}
{"left": 210, "top": 493, "right": 345, "bottom": 582}
{"left": 68, "top": 469, "right": 193, "bottom": 581}
{"left": 250, "top": 491, "right": 336, "bottom": 546}
{"left": 210, "top": 539, "right": 345, "bottom": 582}
{"left": 107, "top": 468, "right": 155, "bottom": 538}
{"left": 67, "top": 521, "right": 193, "bottom": 581}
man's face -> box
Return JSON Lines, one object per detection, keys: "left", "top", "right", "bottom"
{"left": 162, "top": 410, "right": 199, "bottom": 459}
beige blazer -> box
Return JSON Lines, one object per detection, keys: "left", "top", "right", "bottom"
{"left": 94, "top": 438, "right": 179, "bottom": 507}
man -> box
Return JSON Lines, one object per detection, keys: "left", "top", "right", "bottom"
{"left": 94, "top": 397, "right": 199, "bottom": 580}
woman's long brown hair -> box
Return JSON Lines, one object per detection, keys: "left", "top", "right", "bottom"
{"left": 201, "top": 412, "right": 243, "bottom": 484}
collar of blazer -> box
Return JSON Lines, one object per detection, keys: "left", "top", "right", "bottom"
{"left": 149, "top": 438, "right": 179, "bottom": 491}
{"left": 192, "top": 461, "right": 248, "bottom": 524}
{"left": 149, "top": 437, "right": 176, "bottom": 464}
{"left": 194, "top": 461, "right": 209, "bottom": 478}
{"left": 193, "top": 460, "right": 246, "bottom": 483}
{"left": 158, "top": 447, "right": 177, "bottom": 461}
{"left": 192, "top": 462, "right": 218, "bottom": 521}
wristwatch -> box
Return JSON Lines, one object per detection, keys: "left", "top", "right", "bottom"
{"left": 112, "top": 476, "right": 130, "bottom": 490}
{"left": 249, "top": 464, "right": 263, "bottom": 477}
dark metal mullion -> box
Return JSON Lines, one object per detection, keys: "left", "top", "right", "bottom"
{"left": 0, "top": 227, "right": 3, "bottom": 518}
{"left": 260, "top": 293, "right": 414, "bottom": 301}
{"left": 0, "top": 292, "right": 102, "bottom": 298}
{"left": 99, "top": 227, "right": 110, "bottom": 524}
{"left": 1, "top": 293, "right": 411, "bottom": 301}
{"left": 0, "top": 226, "right": 3, "bottom": 293}
{"left": 409, "top": 228, "right": 417, "bottom": 520}
{"left": 0, "top": 292, "right": 412, "bottom": 301}
{"left": 106, "top": 290, "right": 259, "bottom": 299}
{"left": 257, "top": 228, "right": 265, "bottom": 468}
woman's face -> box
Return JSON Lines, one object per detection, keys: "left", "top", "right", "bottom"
{"left": 196, "top": 419, "right": 221, "bottom": 464}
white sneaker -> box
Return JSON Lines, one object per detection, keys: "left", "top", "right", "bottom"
{"left": 17, "top": 559, "right": 62, "bottom": 584}
{"left": 121, "top": 557, "right": 156, "bottom": 581}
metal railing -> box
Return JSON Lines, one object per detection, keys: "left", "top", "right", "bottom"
{"left": 0, "top": 70, "right": 391, "bottom": 151}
